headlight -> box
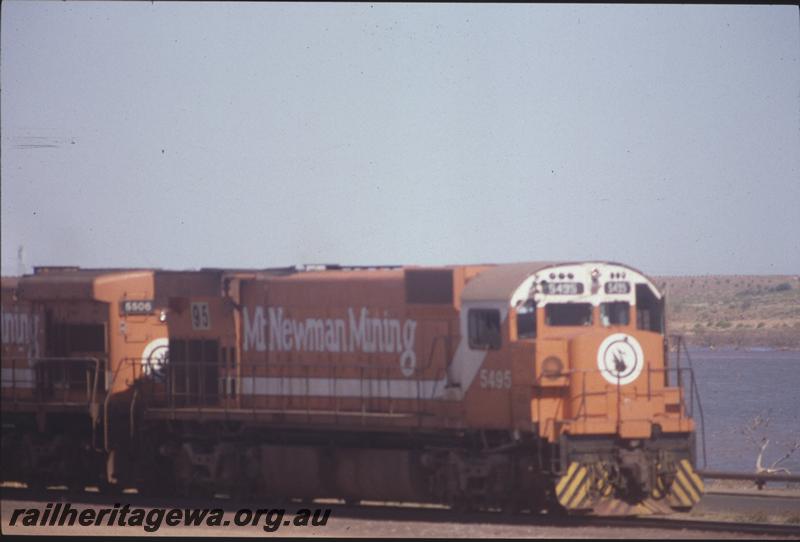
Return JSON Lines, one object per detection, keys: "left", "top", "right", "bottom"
{"left": 541, "top": 356, "right": 564, "bottom": 379}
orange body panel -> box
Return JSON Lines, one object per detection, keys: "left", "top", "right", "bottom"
{"left": 236, "top": 269, "right": 459, "bottom": 419}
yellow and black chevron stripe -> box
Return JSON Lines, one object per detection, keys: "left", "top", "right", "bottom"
{"left": 657, "top": 458, "right": 704, "bottom": 510}
{"left": 555, "top": 462, "right": 594, "bottom": 510}
{"left": 593, "top": 496, "right": 672, "bottom": 516}
{"left": 557, "top": 461, "right": 674, "bottom": 516}
{"left": 595, "top": 463, "right": 614, "bottom": 498}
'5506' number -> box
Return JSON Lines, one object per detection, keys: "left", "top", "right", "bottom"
{"left": 479, "top": 369, "right": 511, "bottom": 389}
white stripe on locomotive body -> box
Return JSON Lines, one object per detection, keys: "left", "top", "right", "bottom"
{"left": 240, "top": 375, "right": 446, "bottom": 400}
{"left": 238, "top": 262, "right": 660, "bottom": 400}
{"left": 0, "top": 368, "right": 35, "bottom": 388}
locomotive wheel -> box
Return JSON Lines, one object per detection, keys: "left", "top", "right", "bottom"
{"left": 1, "top": 434, "right": 27, "bottom": 485}
{"left": 19, "top": 435, "right": 49, "bottom": 491}
{"left": 173, "top": 446, "right": 194, "bottom": 497}
{"left": 97, "top": 479, "right": 123, "bottom": 496}
{"left": 139, "top": 465, "right": 177, "bottom": 498}
{"left": 138, "top": 451, "right": 177, "bottom": 498}
{"left": 51, "top": 435, "right": 89, "bottom": 493}
{"left": 449, "top": 496, "right": 477, "bottom": 515}
{"left": 503, "top": 496, "right": 522, "bottom": 515}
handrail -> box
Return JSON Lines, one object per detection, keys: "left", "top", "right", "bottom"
{"left": 537, "top": 363, "right": 702, "bottom": 441}
{"left": 1, "top": 356, "right": 103, "bottom": 451}
{"left": 111, "top": 355, "right": 446, "bottom": 423}
{"left": 670, "top": 334, "right": 708, "bottom": 468}
{"left": 698, "top": 469, "right": 800, "bottom": 489}
{"left": 2, "top": 356, "right": 102, "bottom": 407}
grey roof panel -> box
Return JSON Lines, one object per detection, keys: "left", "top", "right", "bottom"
{"left": 461, "top": 261, "right": 562, "bottom": 302}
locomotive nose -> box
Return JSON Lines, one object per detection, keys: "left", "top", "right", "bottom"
{"left": 561, "top": 330, "right": 655, "bottom": 440}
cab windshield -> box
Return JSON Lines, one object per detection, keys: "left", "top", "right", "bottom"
{"left": 600, "top": 301, "right": 630, "bottom": 326}
{"left": 545, "top": 303, "right": 593, "bottom": 326}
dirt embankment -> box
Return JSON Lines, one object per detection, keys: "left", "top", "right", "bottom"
{"left": 653, "top": 275, "right": 800, "bottom": 349}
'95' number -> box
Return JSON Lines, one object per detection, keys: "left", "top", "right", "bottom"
{"left": 479, "top": 369, "right": 511, "bottom": 389}
{"left": 191, "top": 302, "right": 210, "bottom": 330}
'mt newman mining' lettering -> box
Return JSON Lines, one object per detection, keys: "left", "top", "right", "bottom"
{"left": 243, "top": 306, "right": 417, "bottom": 359}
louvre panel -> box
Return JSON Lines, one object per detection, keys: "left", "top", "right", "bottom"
{"left": 404, "top": 269, "right": 453, "bottom": 304}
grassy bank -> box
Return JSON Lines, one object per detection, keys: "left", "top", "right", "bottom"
{"left": 654, "top": 275, "right": 800, "bottom": 349}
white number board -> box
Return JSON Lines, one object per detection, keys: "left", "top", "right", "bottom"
{"left": 604, "top": 281, "right": 631, "bottom": 294}
{"left": 543, "top": 282, "right": 584, "bottom": 295}
{"left": 191, "top": 302, "right": 211, "bottom": 330}
{"left": 120, "top": 300, "right": 154, "bottom": 315}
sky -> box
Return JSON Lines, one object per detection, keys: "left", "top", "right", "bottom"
{"left": 2, "top": 2, "right": 798, "bottom": 276}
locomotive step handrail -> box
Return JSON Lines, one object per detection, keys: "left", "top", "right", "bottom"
{"left": 670, "top": 334, "right": 708, "bottom": 469}
{"left": 144, "top": 406, "right": 418, "bottom": 418}
{"left": 105, "top": 355, "right": 441, "bottom": 444}
{"left": 3, "top": 356, "right": 102, "bottom": 407}
{"left": 2, "top": 356, "right": 103, "bottom": 451}
{"left": 539, "top": 363, "right": 701, "bottom": 447}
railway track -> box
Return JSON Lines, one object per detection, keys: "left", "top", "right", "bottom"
{"left": 585, "top": 516, "right": 800, "bottom": 537}
{"left": 3, "top": 485, "right": 799, "bottom": 537}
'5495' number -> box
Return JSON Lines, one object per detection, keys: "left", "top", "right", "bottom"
{"left": 479, "top": 369, "right": 511, "bottom": 389}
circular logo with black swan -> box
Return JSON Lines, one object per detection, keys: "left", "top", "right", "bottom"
{"left": 141, "top": 337, "right": 169, "bottom": 379}
{"left": 596, "top": 333, "right": 644, "bottom": 385}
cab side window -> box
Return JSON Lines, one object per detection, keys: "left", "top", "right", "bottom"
{"left": 636, "top": 284, "right": 664, "bottom": 333}
{"left": 516, "top": 300, "right": 537, "bottom": 339}
{"left": 468, "top": 309, "right": 502, "bottom": 350}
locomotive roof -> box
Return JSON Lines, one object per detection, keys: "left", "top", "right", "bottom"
{"left": 17, "top": 268, "right": 154, "bottom": 300}
{"left": 1, "top": 276, "right": 20, "bottom": 289}
{"left": 460, "top": 262, "right": 559, "bottom": 303}
{"left": 461, "top": 261, "right": 663, "bottom": 304}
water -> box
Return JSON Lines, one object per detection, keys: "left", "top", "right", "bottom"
{"left": 673, "top": 348, "right": 800, "bottom": 474}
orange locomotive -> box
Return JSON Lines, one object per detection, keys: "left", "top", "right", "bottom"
{"left": 1, "top": 267, "right": 169, "bottom": 489}
{"left": 118, "top": 261, "right": 703, "bottom": 515}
